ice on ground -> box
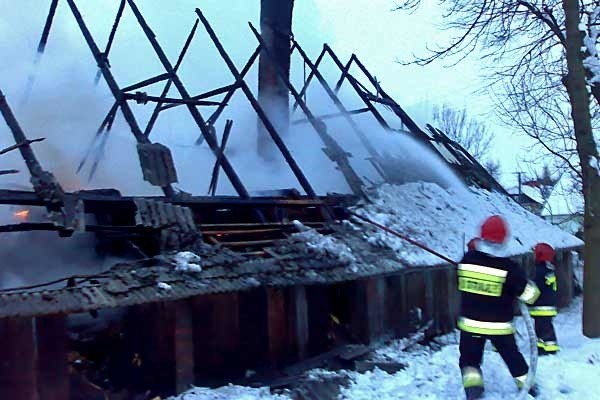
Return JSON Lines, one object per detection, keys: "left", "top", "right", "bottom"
{"left": 341, "top": 297, "right": 600, "bottom": 400}
{"left": 173, "top": 251, "right": 202, "bottom": 272}
{"left": 167, "top": 384, "right": 290, "bottom": 400}
{"left": 355, "top": 183, "right": 582, "bottom": 266}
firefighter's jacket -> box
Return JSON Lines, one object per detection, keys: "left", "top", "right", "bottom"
{"left": 529, "top": 261, "right": 558, "bottom": 317}
{"left": 458, "top": 250, "right": 541, "bottom": 335}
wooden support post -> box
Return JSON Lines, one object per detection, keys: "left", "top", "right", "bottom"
{"left": 0, "top": 317, "right": 38, "bottom": 400}
{"left": 447, "top": 267, "right": 459, "bottom": 328}
{"left": 424, "top": 271, "right": 435, "bottom": 335}
{"left": 174, "top": 300, "right": 194, "bottom": 394}
{"left": 386, "top": 274, "right": 409, "bottom": 337}
{"left": 351, "top": 277, "right": 386, "bottom": 344}
{"left": 36, "top": 315, "right": 69, "bottom": 400}
{"left": 556, "top": 250, "right": 574, "bottom": 308}
{"left": 267, "top": 287, "right": 287, "bottom": 365}
{"left": 192, "top": 292, "right": 240, "bottom": 378}
{"left": 289, "top": 285, "right": 309, "bottom": 360}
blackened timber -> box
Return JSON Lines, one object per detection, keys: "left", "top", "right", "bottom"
{"left": 124, "top": 92, "right": 222, "bottom": 106}
{"left": 196, "top": 10, "right": 318, "bottom": 198}
{"left": 121, "top": 73, "right": 170, "bottom": 92}
{"left": 126, "top": 0, "right": 249, "bottom": 198}
{"left": 248, "top": 23, "right": 364, "bottom": 196}
{"left": 161, "top": 84, "right": 238, "bottom": 112}
{"left": 292, "top": 108, "right": 370, "bottom": 125}
{"left": 65, "top": 0, "right": 176, "bottom": 197}
{"left": 349, "top": 54, "right": 431, "bottom": 141}
{"left": 0, "top": 318, "right": 37, "bottom": 400}
{"left": 77, "top": 102, "right": 118, "bottom": 173}
{"left": 334, "top": 57, "right": 354, "bottom": 93}
{"left": 207, "top": 47, "right": 261, "bottom": 126}
{"left": 0, "top": 138, "right": 45, "bottom": 156}
{"left": 323, "top": 46, "right": 391, "bottom": 131}
{"left": 292, "top": 40, "right": 384, "bottom": 179}
{"left": 36, "top": 0, "right": 59, "bottom": 57}
{"left": 293, "top": 48, "right": 327, "bottom": 112}
{"left": 208, "top": 119, "right": 233, "bottom": 196}
{"left": 0, "top": 90, "right": 64, "bottom": 203}
{"left": 144, "top": 19, "right": 200, "bottom": 138}
{"left": 37, "top": 315, "right": 70, "bottom": 400}
{"left": 94, "top": 0, "right": 126, "bottom": 85}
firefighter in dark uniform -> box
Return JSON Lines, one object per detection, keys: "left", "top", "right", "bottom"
{"left": 458, "top": 215, "right": 541, "bottom": 400}
{"left": 529, "top": 243, "right": 560, "bottom": 355}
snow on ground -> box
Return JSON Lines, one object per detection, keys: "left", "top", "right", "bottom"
{"left": 354, "top": 183, "right": 582, "bottom": 267}
{"left": 167, "top": 384, "right": 291, "bottom": 400}
{"left": 341, "top": 296, "right": 600, "bottom": 400}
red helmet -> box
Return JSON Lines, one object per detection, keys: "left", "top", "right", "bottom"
{"left": 480, "top": 215, "right": 508, "bottom": 244}
{"left": 534, "top": 242, "right": 555, "bottom": 263}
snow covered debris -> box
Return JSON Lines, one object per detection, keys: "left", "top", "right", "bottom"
{"left": 173, "top": 251, "right": 202, "bottom": 272}
{"left": 167, "top": 384, "right": 290, "bottom": 400}
{"left": 341, "top": 297, "right": 600, "bottom": 400}
{"left": 581, "top": 6, "right": 600, "bottom": 85}
{"left": 354, "top": 183, "right": 582, "bottom": 267}
{"left": 292, "top": 221, "right": 357, "bottom": 264}
{"left": 157, "top": 282, "right": 172, "bottom": 290}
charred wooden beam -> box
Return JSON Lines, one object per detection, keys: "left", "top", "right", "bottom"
{"left": 94, "top": 0, "right": 127, "bottom": 85}
{"left": 0, "top": 169, "right": 18, "bottom": 176}
{"left": 322, "top": 46, "right": 391, "bottom": 131}
{"left": 124, "top": 92, "right": 222, "bottom": 106}
{"left": 207, "top": 47, "right": 261, "bottom": 126}
{"left": 173, "top": 300, "right": 195, "bottom": 394}
{"left": 160, "top": 83, "right": 238, "bottom": 112}
{"left": 208, "top": 120, "right": 233, "bottom": 196}
{"left": 121, "top": 73, "right": 171, "bottom": 92}
{"left": 125, "top": 0, "right": 250, "bottom": 198}
{"left": 36, "top": 0, "right": 59, "bottom": 59}
{"left": 0, "top": 90, "right": 64, "bottom": 204}
{"left": 65, "top": 0, "right": 176, "bottom": 197}
{"left": 291, "top": 108, "right": 370, "bottom": 125}
{"left": 267, "top": 287, "right": 288, "bottom": 365}
{"left": 144, "top": 19, "right": 200, "bottom": 138}
{"left": 248, "top": 23, "right": 364, "bottom": 196}
{"left": 196, "top": 10, "right": 319, "bottom": 199}
{"left": 293, "top": 48, "right": 327, "bottom": 112}
{"left": 0, "top": 138, "right": 45, "bottom": 156}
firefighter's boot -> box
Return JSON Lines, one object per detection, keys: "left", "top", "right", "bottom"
{"left": 462, "top": 367, "right": 484, "bottom": 400}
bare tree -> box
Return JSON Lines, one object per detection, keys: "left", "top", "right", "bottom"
{"left": 396, "top": 0, "right": 600, "bottom": 336}
{"left": 433, "top": 104, "right": 493, "bottom": 160}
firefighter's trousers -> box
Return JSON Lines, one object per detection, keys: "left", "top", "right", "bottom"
{"left": 534, "top": 316, "right": 559, "bottom": 354}
{"left": 459, "top": 330, "right": 529, "bottom": 388}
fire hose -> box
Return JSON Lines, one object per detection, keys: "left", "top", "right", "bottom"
{"left": 348, "top": 210, "right": 538, "bottom": 399}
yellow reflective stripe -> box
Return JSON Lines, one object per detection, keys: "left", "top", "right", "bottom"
{"left": 458, "top": 277, "right": 503, "bottom": 297}
{"left": 458, "top": 317, "right": 515, "bottom": 335}
{"left": 458, "top": 270, "right": 506, "bottom": 283}
{"left": 537, "top": 340, "right": 560, "bottom": 352}
{"left": 529, "top": 306, "right": 557, "bottom": 317}
{"left": 462, "top": 367, "right": 484, "bottom": 388}
{"left": 545, "top": 274, "right": 557, "bottom": 291}
{"left": 459, "top": 263, "right": 508, "bottom": 278}
{"left": 518, "top": 282, "right": 541, "bottom": 304}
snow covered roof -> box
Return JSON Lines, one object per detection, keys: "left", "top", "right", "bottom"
{"left": 353, "top": 182, "right": 583, "bottom": 267}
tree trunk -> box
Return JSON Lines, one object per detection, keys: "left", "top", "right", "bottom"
{"left": 562, "top": 0, "right": 600, "bottom": 337}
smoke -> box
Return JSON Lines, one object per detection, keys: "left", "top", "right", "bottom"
{"left": 0, "top": 1, "right": 466, "bottom": 290}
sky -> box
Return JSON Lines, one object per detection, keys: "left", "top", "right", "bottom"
{"left": 0, "top": 0, "right": 571, "bottom": 210}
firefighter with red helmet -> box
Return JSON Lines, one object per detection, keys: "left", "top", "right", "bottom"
{"left": 529, "top": 242, "right": 560, "bottom": 355}
{"left": 458, "top": 215, "right": 541, "bottom": 399}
